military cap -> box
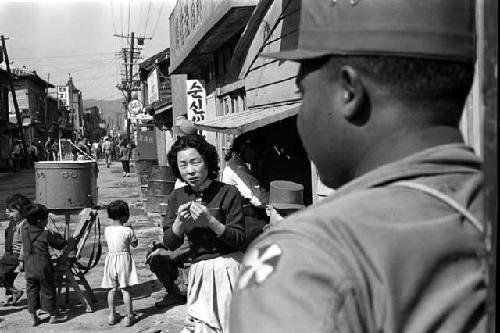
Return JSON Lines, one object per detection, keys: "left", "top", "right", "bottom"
{"left": 264, "top": 0, "right": 476, "bottom": 62}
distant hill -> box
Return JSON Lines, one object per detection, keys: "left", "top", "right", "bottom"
{"left": 84, "top": 98, "right": 126, "bottom": 128}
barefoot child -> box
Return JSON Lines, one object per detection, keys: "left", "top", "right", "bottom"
{"left": 22, "top": 203, "right": 66, "bottom": 326}
{"left": 0, "top": 194, "right": 31, "bottom": 306}
{"left": 102, "top": 200, "right": 139, "bottom": 327}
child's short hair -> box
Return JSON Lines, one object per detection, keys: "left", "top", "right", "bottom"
{"left": 107, "top": 200, "right": 129, "bottom": 220}
{"left": 6, "top": 194, "right": 31, "bottom": 212}
{"left": 24, "top": 203, "right": 49, "bottom": 227}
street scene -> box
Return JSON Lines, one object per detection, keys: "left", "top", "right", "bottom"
{"left": 0, "top": 1, "right": 497, "bottom": 333}
{"left": 0, "top": 160, "right": 186, "bottom": 332}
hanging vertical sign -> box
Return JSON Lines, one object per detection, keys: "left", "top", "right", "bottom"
{"left": 147, "top": 68, "right": 159, "bottom": 104}
{"left": 186, "top": 79, "right": 206, "bottom": 122}
{"left": 57, "top": 86, "right": 69, "bottom": 107}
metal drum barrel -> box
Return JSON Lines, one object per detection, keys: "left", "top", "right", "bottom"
{"left": 135, "top": 159, "right": 158, "bottom": 184}
{"left": 134, "top": 159, "right": 158, "bottom": 200}
{"left": 35, "top": 161, "right": 98, "bottom": 211}
{"left": 145, "top": 165, "right": 176, "bottom": 213}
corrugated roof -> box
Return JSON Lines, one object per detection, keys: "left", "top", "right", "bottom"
{"left": 194, "top": 103, "right": 300, "bottom": 135}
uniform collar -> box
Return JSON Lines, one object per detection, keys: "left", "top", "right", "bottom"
{"left": 331, "top": 143, "right": 481, "bottom": 200}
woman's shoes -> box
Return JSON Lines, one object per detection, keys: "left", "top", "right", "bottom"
{"left": 108, "top": 312, "right": 120, "bottom": 326}
{"left": 124, "top": 313, "right": 138, "bottom": 327}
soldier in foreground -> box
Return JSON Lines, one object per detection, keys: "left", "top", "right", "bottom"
{"left": 230, "top": 0, "right": 488, "bottom": 332}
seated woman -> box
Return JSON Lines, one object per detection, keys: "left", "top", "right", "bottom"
{"left": 163, "top": 134, "right": 246, "bottom": 333}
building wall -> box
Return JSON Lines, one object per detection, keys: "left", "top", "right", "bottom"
{"left": 239, "top": 0, "right": 301, "bottom": 109}
{"left": 171, "top": 74, "right": 188, "bottom": 121}
{"left": 234, "top": 0, "right": 313, "bottom": 202}
{"left": 170, "top": 0, "right": 228, "bottom": 72}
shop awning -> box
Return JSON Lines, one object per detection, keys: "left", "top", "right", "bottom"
{"left": 194, "top": 103, "right": 300, "bottom": 135}
{"left": 169, "top": 0, "right": 258, "bottom": 75}
{"left": 154, "top": 104, "right": 172, "bottom": 115}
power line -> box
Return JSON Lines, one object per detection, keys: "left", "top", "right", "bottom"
{"left": 137, "top": 1, "right": 144, "bottom": 37}
{"left": 143, "top": 0, "right": 153, "bottom": 37}
{"left": 141, "top": 1, "right": 166, "bottom": 56}
{"left": 77, "top": 56, "right": 119, "bottom": 94}
{"left": 127, "top": 1, "right": 131, "bottom": 37}
{"left": 150, "top": 2, "right": 165, "bottom": 42}
{"left": 14, "top": 52, "right": 115, "bottom": 60}
{"left": 120, "top": 0, "right": 123, "bottom": 36}
{"left": 110, "top": 0, "right": 117, "bottom": 35}
{"left": 25, "top": 56, "right": 118, "bottom": 67}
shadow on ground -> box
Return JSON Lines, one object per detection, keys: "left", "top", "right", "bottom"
{"left": 54, "top": 279, "right": 163, "bottom": 323}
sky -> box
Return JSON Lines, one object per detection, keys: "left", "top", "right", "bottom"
{"left": 0, "top": 0, "right": 176, "bottom": 101}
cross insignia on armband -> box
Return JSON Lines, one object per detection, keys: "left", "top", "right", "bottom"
{"left": 238, "top": 243, "right": 282, "bottom": 290}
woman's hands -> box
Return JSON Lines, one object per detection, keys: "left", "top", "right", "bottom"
{"left": 172, "top": 202, "right": 192, "bottom": 236}
{"left": 172, "top": 200, "right": 225, "bottom": 237}
{"left": 189, "top": 201, "right": 211, "bottom": 225}
{"left": 178, "top": 202, "right": 193, "bottom": 222}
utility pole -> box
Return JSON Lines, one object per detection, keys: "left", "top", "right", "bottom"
{"left": 113, "top": 32, "right": 149, "bottom": 141}
{"left": 45, "top": 73, "right": 50, "bottom": 140}
{"left": 127, "top": 32, "right": 134, "bottom": 141}
{"left": 1, "top": 35, "right": 31, "bottom": 168}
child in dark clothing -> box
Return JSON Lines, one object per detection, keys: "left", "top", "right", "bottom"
{"left": 0, "top": 194, "right": 31, "bottom": 306}
{"left": 22, "top": 204, "right": 66, "bottom": 326}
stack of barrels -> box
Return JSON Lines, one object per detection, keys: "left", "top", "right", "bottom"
{"left": 135, "top": 160, "right": 176, "bottom": 214}
{"left": 144, "top": 165, "right": 176, "bottom": 213}
{"left": 135, "top": 159, "right": 158, "bottom": 202}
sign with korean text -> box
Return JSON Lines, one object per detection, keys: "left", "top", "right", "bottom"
{"left": 57, "top": 86, "right": 69, "bottom": 107}
{"left": 136, "top": 131, "right": 157, "bottom": 160}
{"left": 169, "top": 0, "right": 225, "bottom": 68}
{"left": 186, "top": 79, "right": 206, "bottom": 122}
{"left": 147, "top": 68, "right": 160, "bottom": 104}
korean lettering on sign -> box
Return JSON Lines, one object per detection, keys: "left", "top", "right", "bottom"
{"left": 147, "top": 68, "right": 159, "bottom": 104}
{"left": 186, "top": 80, "right": 206, "bottom": 122}
{"left": 57, "top": 86, "right": 69, "bottom": 107}
{"left": 138, "top": 133, "right": 155, "bottom": 144}
{"left": 173, "top": 0, "right": 203, "bottom": 50}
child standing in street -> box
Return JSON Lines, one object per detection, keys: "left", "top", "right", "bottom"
{"left": 102, "top": 200, "right": 139, "bottom": 327}
{"left": 0, "top": 194, "right": 31, "bottom": 306}
{"left": 21, "top": 203, "right": 66, "bottom": 326}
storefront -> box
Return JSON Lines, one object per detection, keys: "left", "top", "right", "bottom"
{"left": 183, "top": 0, "right": 319, "bottom": 203}
{"left": 138, "top": 48, "right": 173, "bottom": 164}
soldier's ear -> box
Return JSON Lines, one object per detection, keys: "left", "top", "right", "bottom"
{"left": 339, "top": 66, "right": 366, "bottom": 123}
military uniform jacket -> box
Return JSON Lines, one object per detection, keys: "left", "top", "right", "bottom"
{"left": 230, "top": 144, "right": 486, "bottom": 332}
{"left": 22, "top": 224, "right": 66, "bottom": 279}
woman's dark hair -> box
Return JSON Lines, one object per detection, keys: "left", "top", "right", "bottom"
{"left": 24, "top": 203, "right": 49, "bottom": 226}
{"left": 107, "top": 200, "right": 130, "bottom": 221}
{"left": 6, "top": 194, "right": 31, "bottom": 213}
{"left": 167, "top": 134, "right": 219, "bottom": 181}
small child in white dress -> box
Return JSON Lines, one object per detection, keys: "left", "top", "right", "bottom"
{"left": 102, "top": 200, "right": 139, "bottom": 327}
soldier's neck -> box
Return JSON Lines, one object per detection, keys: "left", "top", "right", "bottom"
{"left": 354, "top": 125, "right": 464, "bottom": 178}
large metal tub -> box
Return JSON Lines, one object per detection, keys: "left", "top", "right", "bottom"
{"left": 35, "top": 161, "right": 98, "bottom": 211}
{"left": 148, "top": 165, "right": 176, "bottom": 196}
{"left": 135, "top": 159, "right": 158, "bottom": 185}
